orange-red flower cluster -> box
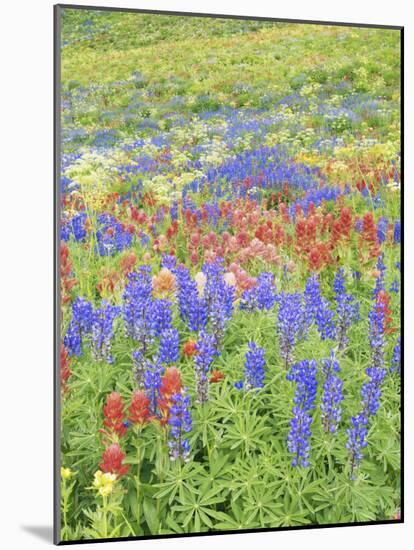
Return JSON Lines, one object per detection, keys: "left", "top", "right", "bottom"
{"left": 128, "top": 390, "right": 151, "bottom": 426}
{"left": 60, "top": 242, "right": 77, "bottom": 304}
{"left": 100, "top": 443, "right": 129, "bottom": 477}
{"left": 60, "top": 344, "right": 71, "bottom": 394}
{"left": 182, "top": 339, "right": 197, "bottom": 358}
{"left": 101, "top": 391, "right": 127, "bottom": 442}
{"left": 158, "top": 367, "right": 182, "bottom": 425}
{"left": 376, "top": 290, "right": 394, "bottom": 334}
{"left": 210, "top": 370, "right": 225, "bottom": 383}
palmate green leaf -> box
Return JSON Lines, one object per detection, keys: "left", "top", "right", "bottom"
{"left": 213, "top": 502, "right": 261, "bottom": 531}
{"left": 153, "top": 461, "right": 202, "bottom": 504}
{"left": 171, "top": 486, "right": 226, "bottom": 531}
{"left": 242, "top": 486, "right": 283, "bottom": 527}
{"left": 223, "top": 412, "right": 271, "bottom": 454}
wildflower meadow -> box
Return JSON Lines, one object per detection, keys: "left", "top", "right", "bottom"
{"left": 57, "top": 7, "right": 402, "bottom": 543}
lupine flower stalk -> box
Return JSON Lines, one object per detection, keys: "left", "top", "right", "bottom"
{"left": 91, "top": 303, "right": 120, "bottom": 364}
{"left": 244, "top": 342, "right": 266, "bottom": 390}
{"left": 333, "top": 269, "right": 360, "bottom": 351}
{"left": 159, "top": 328, "right": 180, "bottom": 365}
{"left": 168, "top": 390, "right": 192, "bottom": 462}
{"left": 287, "top": 359, "right": 318, "bottom": 467}
{"left": 304, "top": 274, "right": 336, "bottom": 341}
{"left": 277, "top": 292, "right": 305, "bottom": 369}
{"left": 346, "top": 298, "right": 387, "bottom": 477}
{"left": 194, "top": 331, "right": 217, "bottom": 404}
{"left": 320, "top": 352, "right": 344, "bottom": 433}
{"left": 144, "top": 357, "right": 163, "bottom": 415}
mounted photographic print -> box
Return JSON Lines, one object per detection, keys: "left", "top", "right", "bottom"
{"left": 54, "top": 4, "right": 403, "bottom": 545}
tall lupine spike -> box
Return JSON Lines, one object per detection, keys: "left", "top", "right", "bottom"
{"left": 64, "top": 296, "right": 93, "bottom": 356}
{"left": 168, "top": 391, "right": 192, "bottom": 462}
{"left": 240, "top": 272, "right": 277, "bottom": 312}
{"left": 333, "top": 269, "right": 360, "bottom": 351}
{"left": 346, "top": 297, "right": 387, "bottom": 477}
{"left": 132, "top": 349, "right": 146, "bottom": 387}
{"left": 210, "top": 299, "right": 226, "bottom": 349}
{"left": 304, "top": 274, "right": 336, "bottom": 341}
{"left": 244, "top": 342, "right": 266, "bottom": 390}
{"left": 159, "top": 328, "right": 180, "bottom": 365}
{"left": 394, "top": 220, "right": 401, "bottom": 244}
{"left": 391, "top": 338, "right": 401, "bottom": 373}
{"left": 194, "top": 331, "right": 217, "bottom": 404}
{"left": 286, "top": 359, "right": 318, "bottom": 467}
{"left": 320, "top": 352, "right": 344, "bottom": 434}
{"left": 346, "top": 413, "right": 369, "bottom": 479}
{"left": 149, "top": 299, "right": 173, "bottom": 337}
{"left": 144, "top": 357, "right": 163, "bottom": 416}
{"left": 287, "top": 406, "right": 313, "bottom": 468}
{"left": 123, "top": 266, "right": 153, "bottom": 348}
{"left": 369, "top": 299, "right": 386, "bottom": 371}
{"left": 277, "top": 292, "right": 306, "bottom": 370}
{"left": 91, "top": 302, "right": 120, "bottom": 364}
{"left": 175, "top": 265, "right": 208, "bottom": 332}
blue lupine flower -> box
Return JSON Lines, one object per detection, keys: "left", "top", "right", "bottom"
{"left": 64, "top": 296, "right": 93, "bottom": 356}
{"left": 368, "top": 300, "right": 385, "bottom": 371}
{"left": 287, "top": 359, "right": 318, "bottom": 412}
{"left": 234, "top": 380, "right": 244, "bottom": 390}
{"left": 188, "top": 294, "right": 208, "bottom": 333}
{"left": 346, "top": 413, "right": 369, "bottom": 478}
{"left": 61, "top": 212, "right": 88, "bottom": 242}
{"left": 95, "top": 214, "right": 133, "bottom": 256}
{"left": 333, "top": 269, "right": 360, "bottom": 351}
{"left": 123, "top": 267, "right": 154, "bottom": 352}
{"left": 210, "top": 299, "right": 226, "bottom": 349}
{"left": 320, "top": 352, "right": 344, "bottom": 433}
{"left": 72, "top": 296, "right": 93, "bottom": 334}
{"left": 194, "top": 331, "right": 217, "bottom": 404}
{"left": 391, "top": 338, "right": 401, "bottom": 374}
{"left": 168, "top": 391, "right": 192, "bottom": 461}
{"left": 361, "top": 366, "right": 387, "bottom": 417}
{"left": 287, "top": 406, "right": 313, "bottom": 468}
{"left": 287, "top": 359, "right": 318, "bottom": 467}
{"left": 354, "top": 218, "right": 363, "bottom": 233}
{"left": 161, "top": 254, "right": 177, "bottom": 270}
{"left": 372, "top": 255, "right": 386, "bottom": 299}
{"left": 132, "top": 349, "right": 146, "bottom": 387}
{"left": 175, "top": 266, "right": 208, "bottom": 332}
{"left": 144, "top": 357, "right": 163, "bottom": 415}
{"left": 390, "top": 279, "right": 399, "bottom": 293}
{"left": 244, "top": 342, "right": 266, "bottom": 390}
{"left": 64, "top": 321, "right": 82, "bottom": 356}
{"left": 277, "top": 291, "right": 305, "bottom": 369}
{"left": 91, "top": 302, "right": 120, "bottom": 364}
{"left": 203, "top": 259, "right": 235, "bottom": 321}
{"left": 304, "top": 274, "right": 336, "bottom": 341}
{"left": 346, "top": 298, "right": 387, "bottom": 477}
{"left": 159, "top": 328, "right": 180, "bottom": 365}
{"left": 240, "top": 272, "right": 277, "bottom": 312}
{"left": 377, "top": 216, "right": 388, "bottom": 244}
{"left": 149, "top": 299, "right": 173, "bottom": 337}
{"left": 394, "top": 220, "right": 401, "bottom": 244}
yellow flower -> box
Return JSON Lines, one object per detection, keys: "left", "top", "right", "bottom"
{"left": 92, "top": 470, "right": 117, "bottom": 497}
{"left": 61, "top": 467, "right": 73, "bottom": 480}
